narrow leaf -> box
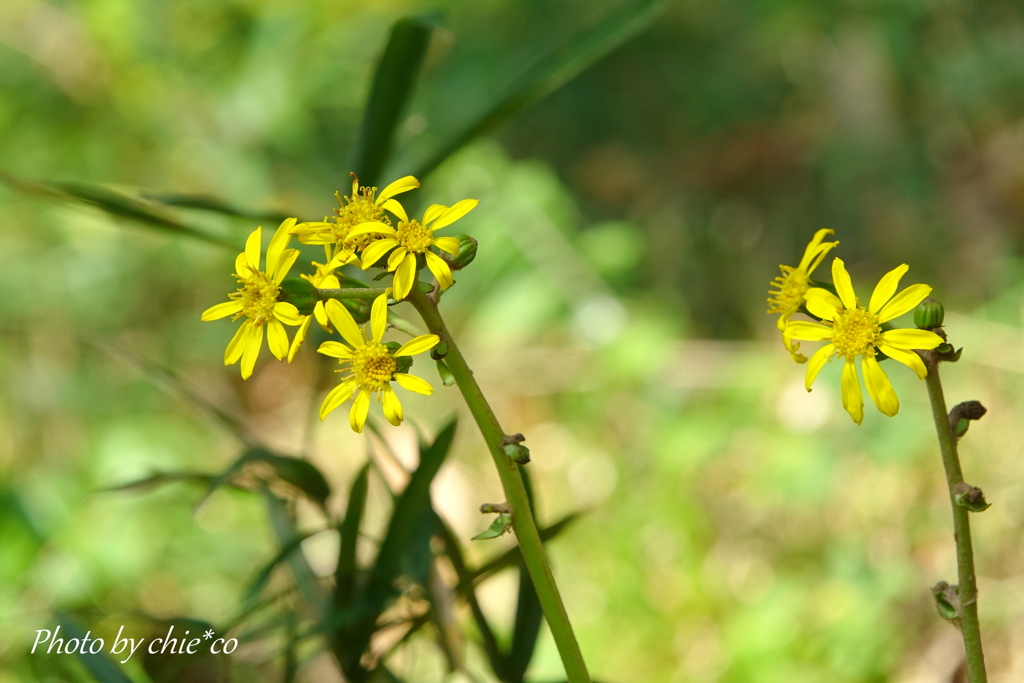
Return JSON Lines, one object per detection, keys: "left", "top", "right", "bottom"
{"left": 55, "top": 613, "right": 133, "bottom": 683}
{"left": 411, "top": 0, "right": 667, "bottom": 179}
{"left": 261, "top": 484, "right": 327, "bottom": 619}
{"left": 350, "top": 15, "right": 438, "bottom": 187}
{"left": 141, "top": 192, "right": 291, "bottom": 223}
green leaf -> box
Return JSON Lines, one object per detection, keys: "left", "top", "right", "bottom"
{"left": 435, "top": 516, "right": 506, "bottom": 678}
{"left": 141, "top": 192, "right": 291, "bottom": 223}
{"left": 243, "top": 448, "right": 332, "bottom": 509}
{"left": 508, "top": 568, "right": 543, "bottom": 683}
{"left": 54, "top": 613, "right": 133, "bottom": 683}
{"left": 472, "top": 513, "right": 512, "bottom": 540}
{"left": 261, "top": 485, "right": 327, "bottom": 620}
{"left": 410, "top": 0, "right": 667, "bottom": 179}
{"left": 335, "top": 463, "right": 370, "bottom": 611}
{"left": 0, "top": 170, "right": 239, "bottom": 250}
{"left": 350, "top": 14, "right": 438, "bottom": 187}
{"left": 338, "top": 420, "right": 457, "bottom": 679}
{"left": 240, "top": 529, "right": 323, "bottom": 615}
{"left": 102, "top": 472, "right": 222, "bottom": 493}
{"left": 467, "top": 512, "right": 580, "bottom": 588}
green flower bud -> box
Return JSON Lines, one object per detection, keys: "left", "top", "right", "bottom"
{"left": 278, "top": 278, "right": 318, "bottom": 316}
{"left": 914, "top": 298, "right": 944, "bottom": 330}
{"left": 503, "top": 443, "right": 530, "bottom": 464}
{"left": 441, "top": 234, "right": 478, "bottom": 271}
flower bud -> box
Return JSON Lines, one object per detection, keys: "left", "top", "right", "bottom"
{"left": 914, "top": 298, "right": 944, "bottom": 330}
{"left": 441, "top": 234, "right": 478, "bottom": 271}
{"left": 278, "top": 278, "right": 318, "bottom": 316}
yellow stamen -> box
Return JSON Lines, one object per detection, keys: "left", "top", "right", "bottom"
{"left": 395, "top": 219, "right": 433, "bottom": 254}
{"left": 830, "top": 305, "right": 881, "bottom": 359}
{"left": 345, "top": 342, "right": 398, "bottom": 392}
{"left": 767, "top": 265, "right": 810, "bottom": 317}
{"left": 230, "top": 267, "right": 279, "bottom": 326}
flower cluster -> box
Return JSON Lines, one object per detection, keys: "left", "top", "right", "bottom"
{"left": 770, "top": 234, "right": 943, "bottom": 424}
{"left": 202, "top": 175, "right": 477, "bottom": 431}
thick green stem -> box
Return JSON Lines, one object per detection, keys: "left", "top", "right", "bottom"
{"left": 408, "top": 288, "right": 591, "bottom": 683}
{"left": 924, "top": 360, "right": 987, "bottom": 683}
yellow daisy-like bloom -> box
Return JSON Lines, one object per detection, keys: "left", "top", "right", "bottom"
{"left": 349, "top": 198, "right": 478, "bottom": 300}
{"left": 768, "top": 229, "right": 840, "bottom": 362}
{"left": 290, "top": 175, "right": 420, "bottom": 269}
{"left": 318, "top": 293, "right": 439, "bottom": 433}
{"left": 286, "top": 252, "right": 341, "bottom": 363}
{"left": 784, "top": 258, "right": 944, "bottom": 424}
{"left": 202, "top": 218, "right": 304, "bottom": 379}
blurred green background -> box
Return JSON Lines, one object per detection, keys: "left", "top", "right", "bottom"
{"left": 3, "top": 0, "right": 1024, "bottom": 681}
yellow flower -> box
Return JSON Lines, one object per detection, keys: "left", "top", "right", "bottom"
{"left": 349, "top": 198, "right": 478, "bottom": 300}
{"left": 318, "top": 293, "right": 439, "bottom": 433}
{"left": 286, "top": 252, "right": 341, "bottom": 363}
{"left": 768, "top": 229, "right": 840, "bottom": 362}
{"left": 784, "top": 258, "right": 943, "bottom": 424}
{"left": 202, "top": 219, "right": 305, "bottom": 379}
{"left": 290, "top": 175, "right": 420, "bottom": 269}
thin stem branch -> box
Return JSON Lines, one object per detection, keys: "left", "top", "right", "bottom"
{"left": 316, "top": 287, "right": 388, "bottom": 300}
{"left": 407, "top": 288, "right": 591, "bottom": 683}
{"left": 924, "top": 358, "right": 987, "bottom": 683}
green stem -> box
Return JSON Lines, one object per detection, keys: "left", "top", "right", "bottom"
{"left": 407, "top": 288, "right": 591, "bottom": 683}
{"left": 924, "top": 359, "right": 987, "bottom": 683}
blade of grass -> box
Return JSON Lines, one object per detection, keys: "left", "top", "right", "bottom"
{"left": 350, "top": 14, "right": 438, "bottom": 187}
{"left": 410, "top": 0, "right": 666, "bottom": 180}
{"left": 55, "top": 613, "right": 134, "bottom": 683}
{"left": 141, "top": 192, "right": 292, "bottom": 223}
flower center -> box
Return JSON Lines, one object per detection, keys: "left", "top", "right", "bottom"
{"left": 767, "top": 265, "right": 809, "bottom": 316}
{"left": 231, "top": 268, "right": 279, "bottom": 325}
{"left": 332, "top": 187, "right": 391, "bottom": 250}
{"left": 349, "top": 343, "right": 398, "bottom": 391}
{"left": 395, "top": 220, "right": 433, "bottom": 254}
{"left": 831, "top": 305, "right": 881, "bottom": 359}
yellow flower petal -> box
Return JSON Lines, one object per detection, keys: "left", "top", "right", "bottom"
{"left": 370, "top": 293, "right": 388, "bottom": 343}
{"left": 425, "top": 250, "right": 454, "bottom": 290}
{"left": 244, "top": 227, "right": 262, "bottom": 270}
{"left": 394, "top": 372, "right": 433, "bottom": 395}
{"left": 805, "top": 343, "right": 835, "bottom": 391}
{"left": 381, "top": 198, "right": 408, "bottom": 223}
{"left": 387, "top": 246, "right": 408, "bottom": 272}
{"left": 801, "top": 228, "right": 839, "bottom": 273}
{"left": 273, "top": 301, "right": 303, "bottom": 326}
{"left": 879, "top": 328, "right": 943, "bottom": 350}
{"left": 360, "top": 238, "right": 399, "bottom": 270}
{"left": 235, "top": 252, "right": 248, "bottom": 276}
{"left": 266, "top": 318, "right": 289, "bottom": 360}
{"left": 241, "top": 323, "right": 264, "bottom": 380}
{"left": 433, "top": 236, "right": 461, "bottom": 256}
{"left": 862, "top": 355, "right": 899, "bottom": 416}
{"left": 877, "top": 284, "right": 932, "bottom": 323}
{"left": 784, "top": 321, "right": 834, "bottom": 341}
{"left": 804, "top": 288, "right": 841, "bottom": 321}
{"left": 831, "top": 258, "right": 857, "bottom": 310}
{"left": 202, "top": 300, "right": 243, "bottom": 321}
{"left": 879, "top": 343, "right": 927, "bottom": 380}
{"left": 272, "top": 248, "right": 300, "bottom": 284}
{"left": 266, "top": 218, "right": 296, "bottom": 275}
{"left": 376, "top": 175, "right": 420, "bottom": 204}
{"left": 381, "top": 385, "right": 403, "bottom": 426}
{"left": 868, "top": 263, "right": 908, "bottom": 313}
{"left": 841, "top": 359, "right": 863, "bottom": 424}
{"left": 324, "top": 299, "right": 365, "bottom": 348}
{"left": 288, "top": 316, "right": 312, "bottom": 363}
{"left": 313, "top": 300, "right": 329, "bottom": 328}
{"left": 320, "top": 380, "right": 357, "bottom": 421}
{"left": 393, "top": 252, "right": 417, "bottom": 300}
{"left": 349, "top": 390, "right": 370, "bottom": 433}
{"left": 318, "top": 341, "right": 353, "bottom": 359}
{"left": 348, "top": 221, "right": 397, "bottom": 239}
{"left": 394, "top": 334, "right": 439, "bottom": 357}
{"left": 423, "top": 204, "right": 447, "bottom": 226}
{"left": 783, "top": 334, "right": 806, "bottom": 363}
{"left": 428, "top": 199, "right": 478, "bottom": 231}
{"left": 224, "top": 321, "right": 250, "bottom": 365}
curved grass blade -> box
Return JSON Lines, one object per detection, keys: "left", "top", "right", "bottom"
{"left": 0, "top": 170, "right": 238, "bottom": 250}
{"left": 350, "top": 14, "right": 438, "bottom": 187}
{"left": 411, "top": 0, "right": 667, "bottom": 180}
{"left": 141, "top": 192, "right": 292, "bottom": 223}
